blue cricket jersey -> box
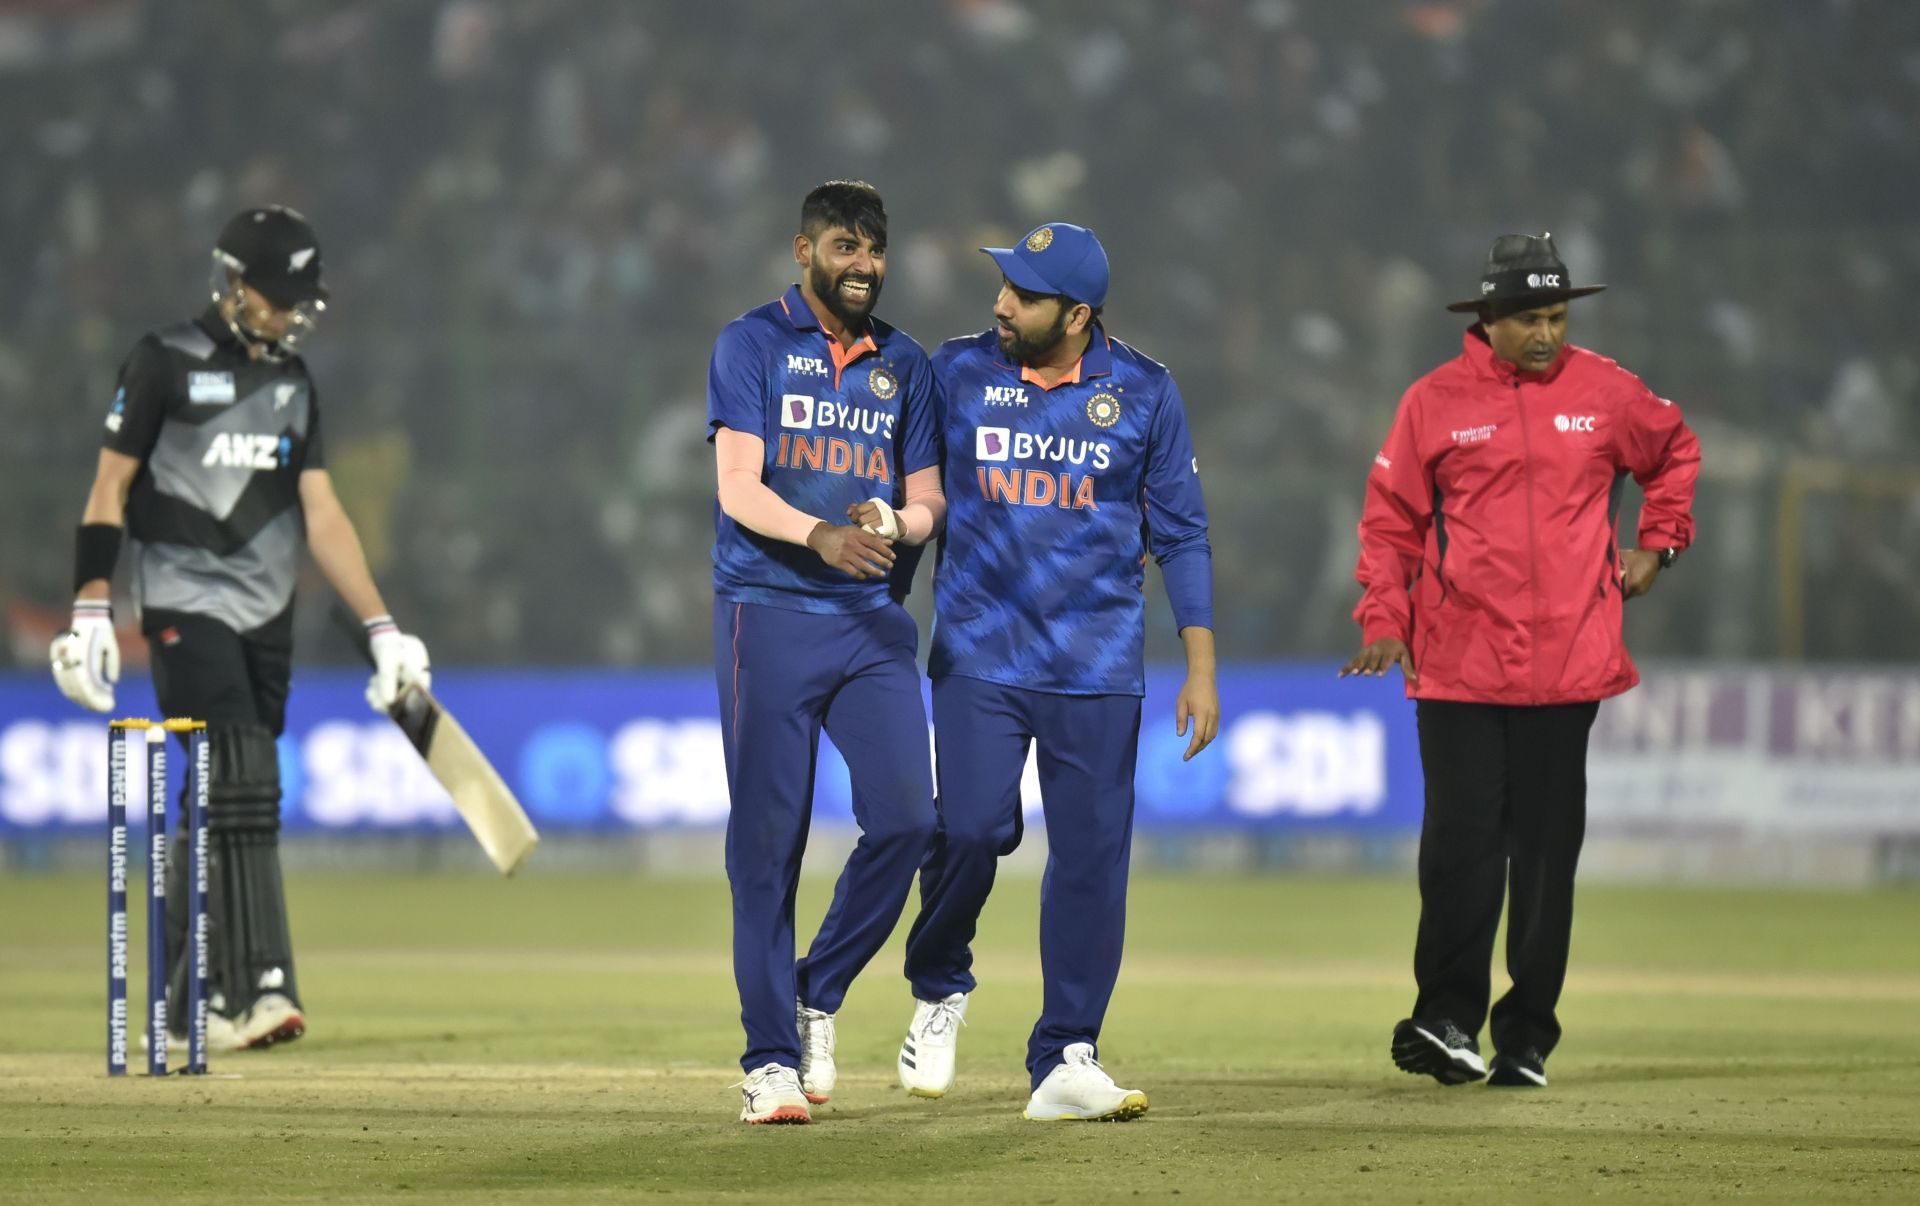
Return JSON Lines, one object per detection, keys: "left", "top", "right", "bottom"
{"left": 929, "top": 326, "right": 1213, "bottom": 696}
{"left": 708, "top": 285, "right": 940, "bottom": 614}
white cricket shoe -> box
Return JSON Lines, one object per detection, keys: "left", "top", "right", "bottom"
{"left": 1023, "top": 1043, "right": 1149, "bottom": 1121}
{"left": 236, "top": 993, "right": 306, "bottom": 1049}
{"left": 140, "top": 1010, "right": 246, "bottom": 1055}
{"left": 796, "top": 1000, "right": 836, "bottom": 1103}
{"left": 737, "top": 1063, "right": 812, "bottom": 1125}
{"left": 898, "top": 991, "right": 967, "bottom": 1098}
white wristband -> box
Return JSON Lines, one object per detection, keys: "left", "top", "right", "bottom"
{"left": 860, "top": 497, "right": 901, "bottom": 540}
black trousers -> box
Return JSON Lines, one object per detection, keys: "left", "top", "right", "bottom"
{"left": 1412, "top": 698, "right": 1599, "bottom": 1058}
{"left": 146, "top": 608, "right": 293, "bottom": 736}
{"left": 146, "top": 608, "right": 299, "bottom": 1019}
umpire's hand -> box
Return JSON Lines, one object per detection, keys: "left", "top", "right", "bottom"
{"left": 1339, "top": 638, "right": 1418, "bottom": 685}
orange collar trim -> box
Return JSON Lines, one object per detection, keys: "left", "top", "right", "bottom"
{"left": 1019, "top": 357, "right": 1083, "bottom": 391}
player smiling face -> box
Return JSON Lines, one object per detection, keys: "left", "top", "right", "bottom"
{"left": 994, "top": 278, "right": 1088, "bottom": 363}
{"left": 794, "top": 180, "right": 889, "bottom": 331}
{"left": 802, "top": 225, "right": 886, "bottom": 328}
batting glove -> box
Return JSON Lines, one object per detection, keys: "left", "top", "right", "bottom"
{"left": 365, "top": 615, "right": 431, "bottom": 713}
{"left": 49, "top": 599, "right": 119, "bottom": 714}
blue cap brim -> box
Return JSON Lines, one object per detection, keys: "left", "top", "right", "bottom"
{"left": 979, "top": 246, "right": 1060, "bottom": 298}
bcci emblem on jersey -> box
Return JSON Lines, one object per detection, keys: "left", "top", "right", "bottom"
{"left": 1086, "top": 392, "right": 1121, "bottom": 428}
{"left": 868, "top": 365, "right": 899, "bottom": 401}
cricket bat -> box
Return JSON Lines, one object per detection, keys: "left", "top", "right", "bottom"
{"left": 387, "top": 684, "right": 540, "bottom": 875}
{"left": 336, "top": 609, "right": 539, "bottom": 875}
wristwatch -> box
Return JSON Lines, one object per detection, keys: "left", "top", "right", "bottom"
{"left": 1657, "top": 547, "right": 1679, "bottom": 570}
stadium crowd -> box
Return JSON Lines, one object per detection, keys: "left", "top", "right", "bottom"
{"left": 3, "top": 0, "right": 1916, "bottom": 667}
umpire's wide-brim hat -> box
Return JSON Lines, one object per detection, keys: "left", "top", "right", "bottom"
{"left": 1445, "top": 232, "right": 1605, "bottom": 313}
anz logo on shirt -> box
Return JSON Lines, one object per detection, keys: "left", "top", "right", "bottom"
{"left": 202, "top": 432, "right": 293, "bottom": 470}
{"left": 772, "top": 394, "right": 894, "bottom": 484}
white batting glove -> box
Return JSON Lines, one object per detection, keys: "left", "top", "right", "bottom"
{"left": 364, "top": 615, "right": 431, "bottom": 713}
{"left": 49, "top": 599, "right": 119, "bottom": 714}
{"left": 859, "top": 497, "right": 902, "bottom": 540}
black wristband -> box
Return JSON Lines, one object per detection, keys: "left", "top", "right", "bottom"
{"left": 74, "top": 524, "right": 124, "bottom": 593}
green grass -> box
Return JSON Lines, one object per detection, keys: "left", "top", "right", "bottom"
{"left": 2, "top": 871, "right": 1918, "bottom": 1203}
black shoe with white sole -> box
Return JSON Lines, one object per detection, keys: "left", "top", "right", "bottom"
{"left": 1487, "top": 1047, "right": 1548, "bottom": 1087}
{"left": 1391, "top": 1018, "right": 1487, "bottom": 1085}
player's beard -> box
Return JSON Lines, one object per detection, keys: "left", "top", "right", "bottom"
{"left": 809, "top": 260, "right": 881, "bottom": 328}
{"left": 996, "top": 306, "right": 1071, "bottom": 364}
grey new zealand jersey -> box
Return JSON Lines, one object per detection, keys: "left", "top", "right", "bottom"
{"left": 102, "top": 308, "right": 322, "bottom": 634}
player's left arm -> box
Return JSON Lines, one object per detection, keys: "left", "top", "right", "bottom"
{"left": 301, "top": 468, "right": 431, "bottom": 710}
{"left": 299, "top": 468, "right": 388, "bottom": 621}
{"left": 1143, "top": 376, "right": 1218, "bottom": 761}
{"left": 1614, "top": 378, "right": 1702, "bottom": 598}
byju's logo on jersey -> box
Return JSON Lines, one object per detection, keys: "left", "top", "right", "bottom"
{"left": 984, "top": 386, "right": 1029, "bottom": 407}
{"left": 202, "top": 433, "right": 290, "bottom": 470}
{"left": 786, "top": 354, "right": 828, "bottom": 377}
{"left": 781, "top": 394, "right": 815, "bottom": 430}
{"left": 977, "top": 426, "right": 1010, "bottom": 462}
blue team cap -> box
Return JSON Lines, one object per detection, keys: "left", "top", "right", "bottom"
{"left": 979, "top": 223, "right": 1110, "bottom": 309}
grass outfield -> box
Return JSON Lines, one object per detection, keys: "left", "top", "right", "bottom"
{"left": 2, "top": 871, "right": 1917, "bottom": 1203}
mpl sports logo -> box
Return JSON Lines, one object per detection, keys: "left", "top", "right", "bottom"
{"left": 786, "top": 354, "right": 828, "bottom": 377}
{"left": 983, "top": 385, "right": 1029, "bottom": 407}
{"left": 202, "top": 433, "right": 291, "bottom": 469}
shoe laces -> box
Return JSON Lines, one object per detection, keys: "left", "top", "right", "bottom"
{"left": 731, "top": 1063, "right": 801, "bottom": 1093}
{"left": 1061, "top": 1046, "right": 1119, "bottom": 1088}
{"left": 919, "top": 998, "right": 967, "bottom": 1043}
{"left": 800, "top": 1008, "right": 836, "bottom": 1060}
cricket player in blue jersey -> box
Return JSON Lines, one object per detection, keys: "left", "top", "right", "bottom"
{"left": 707, "top": 181, "right": 946, "bottom": 1124}
{"left": 874, "top": 222, "right": 1218, "bottom": 1121}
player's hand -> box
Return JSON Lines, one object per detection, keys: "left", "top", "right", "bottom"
{"left": 49, "top": 599, "right": 118, "bottom": 713}
{"left": 365, "top": 616, "right": 432, "bottom": 713}
{"left": 1175, "top": 672, "right": 1220, "bottom": 761}
{"left": 847, "top": 497, "right": 902, "bottom": 540}
{"left": 1339, "top": 638, "right": 1418, "bottom": 684}
{"left": 1618, "top": 548, "right": 1662, "bottom": 599}
{"left": 808, "top": 521, "right": 895, "bottom": 580}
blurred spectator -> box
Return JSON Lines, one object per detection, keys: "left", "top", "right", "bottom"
{"left": 1, "top": 0, "right": 1915, "bottom": 666}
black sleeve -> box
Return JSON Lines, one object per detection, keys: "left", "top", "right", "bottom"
{"left": 302, "top": 377, "right": 326, "bottom": 471}
{"left": 101, "top": 337, "right": 175, "bottom": 461}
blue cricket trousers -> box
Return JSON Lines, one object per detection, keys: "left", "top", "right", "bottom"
{"left": 903, "top": 674, "right": 1142, "bottom": 1089}
{"left": 715, "top": 599, "right": 936, "bottom": 1075}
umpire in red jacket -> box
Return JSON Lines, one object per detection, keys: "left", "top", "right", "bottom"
{"left": 1342, "top": 233, "right": 1701, "bottom": 1088}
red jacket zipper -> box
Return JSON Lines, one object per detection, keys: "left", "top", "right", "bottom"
{"left": 1515, "top": 379, "right": 1542, "bottom": 706}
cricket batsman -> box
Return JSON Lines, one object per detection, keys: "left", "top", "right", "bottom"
{"left": 707, "top": 181, "right": 945, "bottom": 1124}
{"left": 881, "top": 222, "right": 1218, "bottom": 1120}
{"left": 49, "top": 206, "right": 432, "bottom": 1052}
